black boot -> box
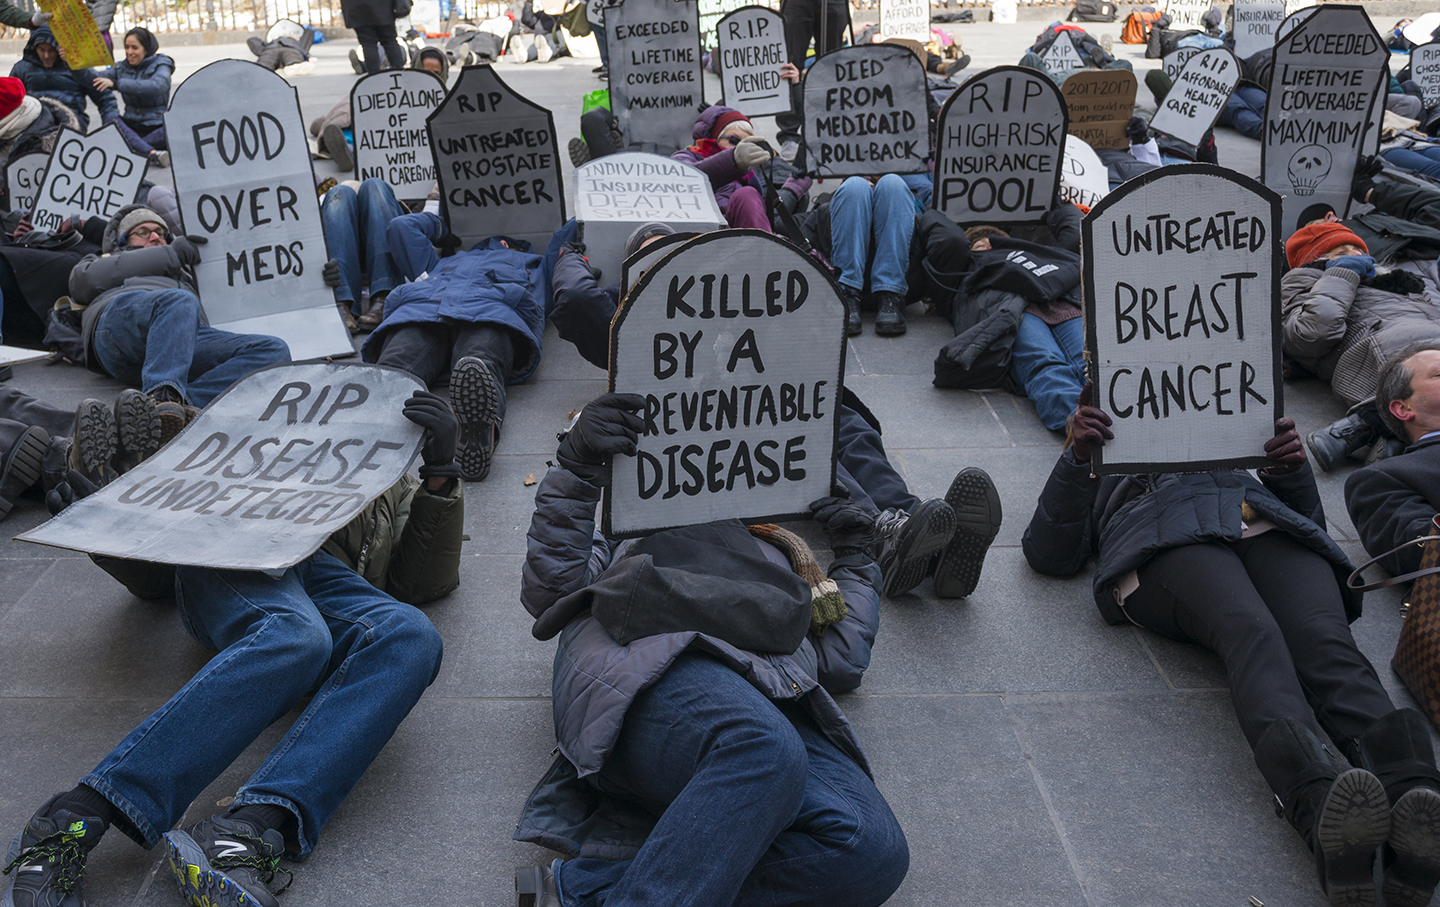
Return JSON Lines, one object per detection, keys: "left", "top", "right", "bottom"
{"left": 1358, "top": 709, "right": 1440, "bottom": 907}
{"left": 1308, "top": 401, "right": 1385, "bottom": 472}
{"left": 1255, "top": 717, "right": 1390, "bottom": 905}
{"left": 873, "top": 291, "right": 907, "bottom": 336}
{"left": 839, "top": 285, "right": 863, "bottom": 337}
{"left": 0, "top": 419, "right": 48, "bottom": 520}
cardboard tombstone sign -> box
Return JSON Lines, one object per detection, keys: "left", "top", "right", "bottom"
{"left": 588, "top": 0, "right": 607, "bottom": 27}
{"left": 1232, "top": 0, "right": 1286, "bottom": 59}
{"left": 18, "top": 363, "right": 424, "bottom": 571}
{"left": 609, "top": 0, "right": 705, "bottom": 152}
{"left": 880, "top": 0, "right": 930, "bottom": 44}
{"left": 30, "top": 127, "right": 145, "bottom": 232}
{"left": 802, "top": 45, "right": 929, "bottom": 178}
{"left": 1413, "top": 43, "right": 1440, "bottom": 107}
{"left": 1165, "top": 0, "right": 1212, "bottom": 31}
{"left": 699, "top": 0, "right": 774, "bottom": 50}
{"left": 717, "top": 6, "right": 791, "bottom": 116}
{"left": 1403, "top": 12, "right": 1440, "bottom": 48}
{"left": 350, "top": 70, "right": 446, "bottom": 201}
{"left": 1150, "top": 47, "right": 1240, "bottom": 146}
{"left": 1083, "top": 164, "right": 1283, "bottom": 475}
{"left": 1162, "top": 47, "right": 1199, "bottom": 83}
{"left": 1058, "top": 134, "right": 1109, "bottom": 209}
{"left": 574, "top": 152, "right": 726, "bottom": 292}
{"left": 1262, "top": 5, "right": 1388, "bottom": 237}
{"left": 1062, "top": 69, "right": 1138, "bottom": 151}
{"left": 5, "top": 152, "right": 48, "bottom": 216}
{"left": 1040, "top": 31, "right": 1086, "bottom": 71}
{"left": 605, "top": 230, "right": 845, "bottom": 537}
{"left": 37, "top": 0, "right": 110, "bottom": 69}
{"left": 1272, "top": 4, "right": 1317, "bottom": 45}
{"left": 933, "top": 66, "right": 1069, "bottom": 227}
{"left": 165, "top": 61, "right": 351, "bottom": 361}
{"left": 621, "top": 230, "right": 696, "bottom": 296}
{"left": 428, "top": 65, "right": 565, "bottom": 252}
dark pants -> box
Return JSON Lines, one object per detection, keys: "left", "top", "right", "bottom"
{"left": 776, "top": 0, "right": 849, "bottom": 143}
{"left": 375, "top": 322, "right": 516, "bottom": 427}
{"left": 112, "top": 116, "right": 167, "bottom": 156}
{"left": 354, "top": 24, "right": 406, "bottom": 72}
{"left": 836, "top": 403, "right": 919, "bottom": 515}
{"left": 0, "top": 385, "right": 70, "bottom": 437}
{"left": 580, "top": 107, "right": 620, "bottom": 159}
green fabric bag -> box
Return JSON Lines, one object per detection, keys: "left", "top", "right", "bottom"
{"left": 582, "top": 88, "right": 610, "bottom": 115}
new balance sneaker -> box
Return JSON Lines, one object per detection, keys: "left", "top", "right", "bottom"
{"left": 164, "top": 815, "right": 289, "bottom": 907}
{"left": 68, "top": 398, "right": 116, "bottom": 487}
{"left": 1, "top": 793, "right": 107, "bottom": 907}
{"left": 114, "top": 389, "right": 161, "bottom": 473}
{"left": 451, "top": 356, "right": 502, "bottom": 482}
{"left": 875, "top": 499, "right": 957, "bottom": 598}
{"left": 515, "top": 859, "right": 563, "bottom": 907}
{"left": 933, "top": 467, "right": 1002, "bottom": 599}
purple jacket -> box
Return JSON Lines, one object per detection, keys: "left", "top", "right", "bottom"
{"left": 670, "top": 105, "right": 810, "bottom": 212}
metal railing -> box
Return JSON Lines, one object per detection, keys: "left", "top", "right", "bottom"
{"left": 6, "top": 0, "right": 342, "bottom": 35}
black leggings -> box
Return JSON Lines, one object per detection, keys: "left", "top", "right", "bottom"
{"left": 375, "top": 322, "right": 517, "bottom": 428}
{"left": 354, "top": 24, "right": 406, "bottom": 73}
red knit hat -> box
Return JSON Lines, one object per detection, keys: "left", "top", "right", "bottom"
{"left": 710, "top": 109, "right": 752, "bottom": 140}
{"left": 1285, "top": 221, "right": 1368, "bottom": 270}
{"left": 0, "top": 78, "right": 26, "bottom": 121}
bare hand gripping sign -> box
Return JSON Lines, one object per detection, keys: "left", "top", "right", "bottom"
{"left": 351, "top": 69, "right": 445, "bottom": 202}
{"left": 1083, "top": 165, "right": 1283, "bottom": 475}
{"left": 803, "top": 45, "right": 928, "bottom": 178}
{"left": 18, "top": 363, "right": 424, "bottom": 571}
{"left": 605, "top": 230, "right": 845, "bottom": 536}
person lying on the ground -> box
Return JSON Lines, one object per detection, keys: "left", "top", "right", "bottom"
{"left": 1026, "top": 382, "right": 1440, "bottom": 907}
{"left": 0, "top": 212, "right": 106, "bottom": 348}
{"left": 320, "top": 178, "right": 408, "bottom": 332}
{"left": 9, "top": 27, "right": 117, "bottom": 133}
{"left": 1021, "top": 23, "right": 1134, "bottom": 86}
{"left": 94, "top": 28, "right": 172, "bottom": 166}
{"left": 246, "top": 20, "right": 315, "bottom": 73}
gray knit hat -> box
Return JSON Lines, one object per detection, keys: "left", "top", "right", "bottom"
{"left": 624, "top": 222, "right": 675, "bottom": 259}
{"left": 117, "top": 207, "right": 167, "bottom": 240}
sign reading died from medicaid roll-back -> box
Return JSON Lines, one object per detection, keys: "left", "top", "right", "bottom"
{"left": 428, "top": 65, "right": 565, "bottom": 252}
{"left": 1232, "top": 0, "right": 1286, "bottom": 59}
{"left": 1263, "top": 4, "right": 1387, "bottom": 236}
{"left": 605, "top": 230, "right": 845, "bottom": 536}
{"left": 351, "top": 69, "right": 445, "bottom": 201}
{"left": 166, "top": 61, "right": 352, "bottom": 361}
{"left": 19, "top": 363, "right": 424, "bottom": 571}
{"left": 1062, "top": 69, "right": 1138, "bottom": 151}
{"left": 880, "top": 0, "right": 930, "bottom": 44}
{"left": 610, "top": 0, "right": 705, "bottom": 151}
{"left": 31, "top": 126, "right": 145, "bottom": 232}
{"left": 1412, "top": 43, "right": 1440, "bottom": 106}
{"left": 717, "top": 6, "right": 790, "bottom": 117}
{"left": 1150, "top": 47, "right": 1240, "bottom": 146}
{"left": 1082, "top": 164, "right": 1283, "bottom": 475}
{"left": 803, "top": 45, "right": 928, "bottom": 178}
{"left": 934, "top": 66, "right": 1068, "bottom": 227}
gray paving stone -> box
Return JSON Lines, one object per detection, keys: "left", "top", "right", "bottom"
{"left": 427, "top": 554, "right": 553, "bottom": 699}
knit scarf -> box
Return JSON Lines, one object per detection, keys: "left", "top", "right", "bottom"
{"left": 747, "top": 524, "right": 848, "bottom": 636}
{"left": 0, "top": 96, "right": 41, "bottom": 142}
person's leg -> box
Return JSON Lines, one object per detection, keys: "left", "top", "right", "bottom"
{"left": 777, "top": 0, "right": 819, "bottom": 143}
{"left": 378, "top": 24, "right": 407, "bottom": 70}
{"left": 0, "top": 385, "right": 71, "bottom": 437}
{"left": 90, "top": 289, "right": 202, "bottom": 401}
{"left": 723, "top": 185, "right": 772, "bottom": 232}
{"left": 183, "top": 327, "right": 291, "bottom": 407}
{"left": 580, "top": 107, "right": 619, "bottom": 158}
{"left": 451, "top": 323, "right": 514, "bottom": 425}
{"left": 1050, "top": 315, "right": 1088, "bottom": 394}
{"left": 1382, "top": 147, "right": 1440, "bottom": 180}
{"left": 838, "top": 402, "right": 919, "bottom": 513}
{"left": 356, "top": 178, "right": 405, "bottom": 297}
{"left": 375, "top": 322, "right": 455, "bottom": 388}
{"left": 867, "top": 173, "right": 918, "bottom": 296}
{"left": 448, "top": 324, "right": 512, "bottom": 481}
{"left": 320, "top": 183, "right": 364, "bottom": 314}
{"left": 1007, "top": 314, "right": 1086, "bottom": 431}
{"left": 112, "top": 115, "right": 156, "bottom": 156}
{"left": 139, "top": 125, "right": 166, "bottom": 150}
{"left": 828, "top": 177, "right": 875, "bottom": 294}
{"left": 593, "top": 24, "right": 608, "bottom": 66}
{"left": 353, "top": 25, "right": 382, "bottom": 72}
{"left": 386, "top": 211, "right": 444, "bottom": 281}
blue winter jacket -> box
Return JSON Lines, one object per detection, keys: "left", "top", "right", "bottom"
{"left": 10, "top": 28, "right": 117, "bottom": 132}
{"left": 98, "top": 51, "right": 173, "bottom": 128}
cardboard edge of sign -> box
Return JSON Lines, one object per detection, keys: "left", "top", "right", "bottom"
{"left": 349, "top": 68, "right": 446, "bottom": 197}
{"left": 1151, "top": 47, "right": 1241, "bottom": 146}
{"left": 931, "top": 65, "right": 1071, "bottom": 228}
{"left": 715, "top": 4, "right": 793, "bottom": 114}
{"left": 620, "top": 229, "right": 696, "bottom": 297}
{"left": 599, "top": 228, "right": 846, "bottom": 539}
{"left": 1079, "top": 162, "right": 1286, "bottom": 477}
{"left": 801, "top": 44, "right": 929, "bottom": 179}
{"left": 1060, "top": 69, "right": 1140, "bottom": 152}
{"left": 33, "top": 123, "right": 149, "bottom": 224}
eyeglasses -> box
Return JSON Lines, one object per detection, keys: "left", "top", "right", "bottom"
{"left": 127, "top": 225, "right": 167, "bottom": 240}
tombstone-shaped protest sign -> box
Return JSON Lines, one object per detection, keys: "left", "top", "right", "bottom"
{"left": 1083, "top": 165, "right": 1282, "bottom": 475}
{"left": 30, "top": 127, "right": 145, "bottom": 232}
{"left": 605, "top": 229, "right": 844, "bottom": 536}
{"left": 6, "top": 152, "right": 48, "bottom": 217}
{"left": 574, "top": 152, "right": 726, "bottom": 293}
{"left": 1162, "top": 47, "right": 1198, "bottom": 83}
{"left": 350, "top": 70, "right": 445, "bottom": 201}
{"left": 1403, "top": 13, "right": 1440, "bottom": 48}
{"left": 1232, "top": 0, "right": 1285, "bottom": 59}
{"left": 1150, "top": 48, "right": 1239, "bottom": 146}
{"left": 1273, "top": 3, "right": 1316, "bottom": 44}
{"left": 609, "top": 0, "right": 704, "bottom": 152}
{"left": 1262, "top": 5, "right": 1387, "bottom": 236}
{"left": 428, "top": 65, "right": 564, "bottom": 253}
{"left": 717, "top": 7, "right": 790, "bottom": 116}
{"left": 934, "top": 66, "right": 1068, "bottom": 227}
{"left": 1040, "top": 31, "right": 1086, "bottom": 71}
{"left": 1058, "top": 134, "right": 1109, "bottom": 209}
{"left": 622, "top": 231, "right": 694, "bottom": 296}
{"left": 18, "top": 363, "right": 424, "bottom": 570}
{"left": 36, "top": 0, "right": 110, "bottom": 69}
{"left": 1413, "top": 43, "right": 1440, "bottom": 106}
{"left": 803, "top": 45, "right": 928, "bottom": 178}
{"left": 880, "top": 0, "right": 929, "bottom": 43}
{"left": 1062, "top": 69, "right": 1137, "bottom": 151}
{"left": 166, "top": 61, "right": 352, "bottom": 362}
{"left": 700, "top": 0, "right": 773, "bottom": 49}
{"left": 1164, "top": 0, "right": 1212, "bottom": 31}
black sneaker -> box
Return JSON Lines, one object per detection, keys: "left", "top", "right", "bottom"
{"left": 322, "top": 123, "right": 353, "bottom": 173}
{"left": 515, "top": 859, "right": 563, "bottom": 906}
{"left": 451, "top": 356, "right": 502, "bottom": 482}
{"left": 68, "top": 398, "right": 116, "bottom": 487}
{"left": 0, "top": 424, "right": 47, "bottom": 521}
{"left": 164, "top": 815, "right": 289, "bottom": 907}
{"left": 933, "top": 467, "right": 1002, "bottom": 599}
{"left": 114, "top": 389, "right": 161, "bottom": 473}
{"left": 873, "top": 291, "right": 907, "bottom": 336}
{"left": 839, "top": 285, "right": 863, "bottom": 336}
{"left": 875, "top": 499, "right": 956, "bottom": 598}
{"left": 1, "top": 793, "right": 107, "bottom": 907}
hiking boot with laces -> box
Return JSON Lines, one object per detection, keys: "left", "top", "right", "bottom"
{"left": 164, "top": 814, "right": 290, "bottom": 907}
{"left": 2, "top": 793, "right": 107, "bottom": 907}
{"left": 875, "top": 499, "right": 957, "bottom": 598}
{"left": 148, "top": 387, "right": 199, "bottom": 448}
{"left": 451, "top": 356, "right": 502, "bottom": 482}
{"left": 67, "top": 399, "right": 116, "bottom": 487}
{"left": 113, "top": 389, "right": 161, "bottom": 473}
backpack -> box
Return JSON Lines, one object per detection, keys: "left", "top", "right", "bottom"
{"left": 1121, "top": 8, "right": 1162, "bottom": 43}
{"left": 1068, "top": 0, "right": 1118, "bottom": 23}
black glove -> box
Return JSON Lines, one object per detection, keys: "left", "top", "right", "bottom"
{"left": 170, "top": 236, "right": 202, "bottom": 267}
{"left": 322, "top": 258, "right": 342, "bottom": 288}
{"left": 810, "top": 493, "right": 877, "bottom": 560}
{"left": 556, "top": 392, "right": 647, "bottom": 487}
{"left": 45, "top": 477, "right": 97, "bottom": 516}
{"left": 437, "top": 232, "right": 464, "bottom": 258}
{"left": 402, "top": 390, "right": 461, "bottom": 480}
{"left": 185, "top": 233, "right": 208, "bottom": 245}
{"left": 1261, "top": 417, "right": 1305, "bottom": 476}
{"left": 1352, "top": 154, "right": 1384, "bottom": 203}
{"left": 1125, "top": 116, "right": 1149, "bottom": 145}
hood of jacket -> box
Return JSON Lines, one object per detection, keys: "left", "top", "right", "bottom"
{"left": 100, "top": 202, "right": 160, "bottom": 254}
{"left": 412, "top": 47, "right": 449, "bottom": 82}
{"left": 21, "top": 27, "right": 62, "bottom": 65}
{"left": 692, "top": 104, "right": 742, "bottom": 143}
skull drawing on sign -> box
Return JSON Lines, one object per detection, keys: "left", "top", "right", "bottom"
{"left": 1288, "top": 145, "right": 1332, "bottom": 196}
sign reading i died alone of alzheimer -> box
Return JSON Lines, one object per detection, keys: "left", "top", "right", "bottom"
{"left": 609, "top": 0, "right": 705, "bottom": 152}
{"left": 1412, "top": 42, "right": 1440, "bottom": 106}
{"left": 350, "top": 69, "right": 446, "bottom": 201}
{"left": 428, "top": 65, "right": 565, "bottom": 253}
{"left": 1150, "top": 47, "right": 1240, "bottom": 146}
{"left": 803, "top": 44, "right": 928, "bottom": 178}
{"left": 879, "top": 0, "right": 930, "bottom": 44}
{"left": 166, "top": 60, "right": 353, "bottom": 361}
{"left": 1232, "top": 0, "right": 1286, "bottom": 59}
{"left": 604, "top": 230, "right": 845, "bottom": 537}
{"left": 1082, "top": 164, "right": 1283, "bottom": 475}
{"left": 717, "top": 6, "right": 790, "bottom": 117}
{"left": 30, "top": 126, "right": 145, "bottom": 232}
{"left": 1062, "top": 69, "right": 1138, "bottom": 151}
{"left": 18, "top": 363, "right": 424, "bottom": 571}
{"left": 933, "top": 66, "right": 1068, "bottom": 227}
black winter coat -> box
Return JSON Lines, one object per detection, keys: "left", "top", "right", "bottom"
{"left": 10, "top": 28, "right": 117, "bottom": 132}
{"left": 342, "top": 0, "right": 397, "bottom": 31}
{"left": 1346, "top": 434, "right": 1440, "bottom": 578}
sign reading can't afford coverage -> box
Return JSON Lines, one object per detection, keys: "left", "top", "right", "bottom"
{"left": 934, "top": 66, "right": 1068, "bottom": 227}
{"left": 1062, "top": 69, "right": 1138, "bottom": 151}
{"left": 350, "top": 69, "right": 445, "bottom": 201}
{"left": 605, "top": 230, "right": 845, "bottom": 536}
{"left": 880, "top": 0, "right": 930, "bottom": 44}
{"left": 609, "top": 0, "right": 705, "bottom": 151}
{"left": 1150, "top": 47, "right": 1240, "bottom": 146}
{"left": 30, "top": 126, "right": 144, "bottom": 232}
{"left": 803, "top": 44, "right": 928, "bottom": 177}
{"left": 18, "top": 363, "right": 424, "bottom": 571}
{"left": 1083, "top": 164, "right": 1282, "bottom": 475}
{"left": 717, "top": 6, "right": 790, "bottom": 116}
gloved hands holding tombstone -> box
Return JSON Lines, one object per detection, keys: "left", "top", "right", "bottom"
{"left": 810, "top": 492, "right": 877, "bottom": 561}
{"left": 403, "top": 390, "right": 461, "bottom": 481}
{"left": 734, "top": 136, "right": 774, "bottom": 169}
{"left": 1069, "top": 381, "right": 1114, "bottom": 464}
{"left": 1326, "top": 255, "right": 1376, "bottom": 278}
{"left": 1125, "top": 116, "right": 1149, "bottom": 145}
{"left": 556, "top": 393, "right": 647, "bottom": 487}
{"left": 170, "top": 236, "right": 202, "bottom": 267}
{"left": 1261, "top": 417, "right": 1306, "bottom": 476}
{"left": 322, "top": 258, "right": 342, "bottom": 288}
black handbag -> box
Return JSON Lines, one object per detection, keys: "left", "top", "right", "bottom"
{"left": 394, "top": 0, "right": 413, "bottom": 18}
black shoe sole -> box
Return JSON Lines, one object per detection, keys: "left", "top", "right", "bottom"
{"left": 164, "top": 830, "right": 274, "bottom": 907}
{"left": 1317, "top": 768, "right": 1390, "bottom": 907}
{"left": 568, "top": 136, "right": 591, "bottom": 167}
{"left": 874, "top": 318, "right": 907, "bottom": 336}
{"left": 1385, "top": 787, "right": 1440, "bottom": 907}
{"left": 882, "top": 499, "right": 957, "bottom": 598}
{"left": 1306, "top": 431, "right": 1345, "bottom": 474}
{"left": 114, "top": 389, "right": 160, "bottom": 472}
{"left": 71, "top": 399, "right": 116, "bottom": 486}
{"left": 451, "top": 357, "right": 500, "bottom": 482}
{"left": 323, "top": 124, "right": 353, "bottom": 172}
{"left": 933, "top": 467, "right": 1002, "bottom": 599}
{"left": 0, "top": 425, "right": 48, "bottom": 519}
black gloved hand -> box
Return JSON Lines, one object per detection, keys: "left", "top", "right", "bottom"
{"left": 810, "top": 493, "right": 877, "bottom": 560}
{"left": 1069, "top": 380, "right": 1113, "bottom": 464}
{"left": 45, "top": 479, "right": 95, "bottom": 516}
{"left": 402, "top": 390, "right": 461, "bottom": 479}
{"left": 1125, "top": 115, "right": 1149, "bottom": 145}
{"left": 170, "top": 236, "right": 202, "bottom": 267}
{"left": 556, "top": 392, "right": 647, "bottom": 487}
{"left": 322, "top": 258, "right": 342, "bottom": 288}
{"left": 1352, "top": 154, "right": 1385, "bottom": 204}
{"left": 1261, "top": 417, "right": 1306, "bottom": 476}
{"left": 185, "top": 234, "right": 208, "bottom": 245}
{"left": 437, "top": 232, "right": 464, "bottom": 258}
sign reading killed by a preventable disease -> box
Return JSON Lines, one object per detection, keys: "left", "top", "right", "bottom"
{"left": 880, "top": 0, "right": 930, "bottom": 44}
{"left": 1262, "top": 5, "right": 1387, "bottom": 236}
{"left": 37, "top": 0, "right": 110, "bottom": 69}
{"left": 6, "top": 152, "right": 47, "bottom": 215}
{"left": 622, "top": 231, "right": 694, "bottom": 296}
{"left": 30, "top": 126, "right": 144, "bottom": 232}
{"left": 428, "top": 65, "right": 565, "bottom": 252}
{"left": 717, "top": 6, "right": 790, "bottom": 117}
{"left": 18, "top": 363, "right": 424, "bottom": 571}
{"left": 166, "top": 61, "right": 351, "bottom": 361}
{"left": 1058, "top": 134, "right": 1109, "bottom": 208}
{"left": 934, "top": 66, "right": 1068, "bottom": 227}
{"left": 803, "top": 45, "right": 928, "bottom": 178}
{"left": 1150, "top": 47, "right": 1240, "bottom": 146}
{"left": 1165, "top": 0, "right": 1212, "bottom": 30}
{"left": 609, "top": 0, "right": 704, "bottom": 151}
{"left": 1232, "top": 0, "right": 1286, "bottom": 59}
{"left": 605, "top": 230, "right": 845, "bottom": 536}
{"left": 1083, "top": 165, "right": 1283, "bottom": 475}
{"left": 1413, "top": 43, "right": 1440, "bottom": 106}
{"left": 1040, "top": 31, "right": 1086, "bottom": 71}
{"left": 1163, "top": 47, "right": 1199, "bottom": 83}
{"left": 351, "top": 70, "right": 445, "bottom": 201}
{"left": 1062, "top": 69, "right": 1138, "bottom": 151}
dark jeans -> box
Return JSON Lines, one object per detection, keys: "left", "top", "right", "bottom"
{"left": 555, "top": 654, "right": 909, "bottom": 907}
{"left": 836, "top": 403, "right": 919, "bottom": 516}
{"left": 0, "top": 385, "right": 70, "bottom": 437}
{"left": 111, "top": 116, "right": 166, "bottom": 156}
{"left": 354, "top": 24, "right": 406, "bottom": 72}
{"left": 776, "top": 0, "right": 849, "bottom": 143}
{"left": 580, "top": 107, "right": 620, "bottom": 159}
{"left": 1124, "top": 532, "right": 1395, "bottom": 761}
{"left": 321, "top": 178, "right": 405, "bottom": 312}
{"left": 375, "top": 322, "right": 516, "bottom": 426}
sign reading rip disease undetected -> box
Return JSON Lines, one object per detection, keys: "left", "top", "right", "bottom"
{"left": 803, "top": 44, "right": 928, "bottom": 177}
{"left": 351, "top": 69, "right": 445, "bottom": 201}
{"left": 18, "top": 363, "right": 424, "bottom": 571}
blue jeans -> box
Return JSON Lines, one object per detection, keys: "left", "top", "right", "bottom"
{"left": 594, "top": 24, "right": 608, "bottom": 66}
{"left": 836, "top": 403, "right": 920, "bottom": 515}
{"left": 91, "top": 289, "right": 291, "bottom": 406}
{"left": 322, "top": 178, "right": 405, "bottom": 312}
{"left": 554, "top": 654, "right": 909, "bottom": 907}
{"left": 386, "top": 211, "right": 445, "bottom": 283}
{"left": 1219, "top": 86, "right": 1265, "bottom": 140}
{"left": 1383, "top": 146, "right": 1440, "bottom": 180}
{"left": 82, "top": 551, "right": 443, "bottom": 856}
{"left": 828, "top": 174, "right": 919, "bottom": 296}
{"left": 1009, "top": 313, "right": 1085, "bottom": 431}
